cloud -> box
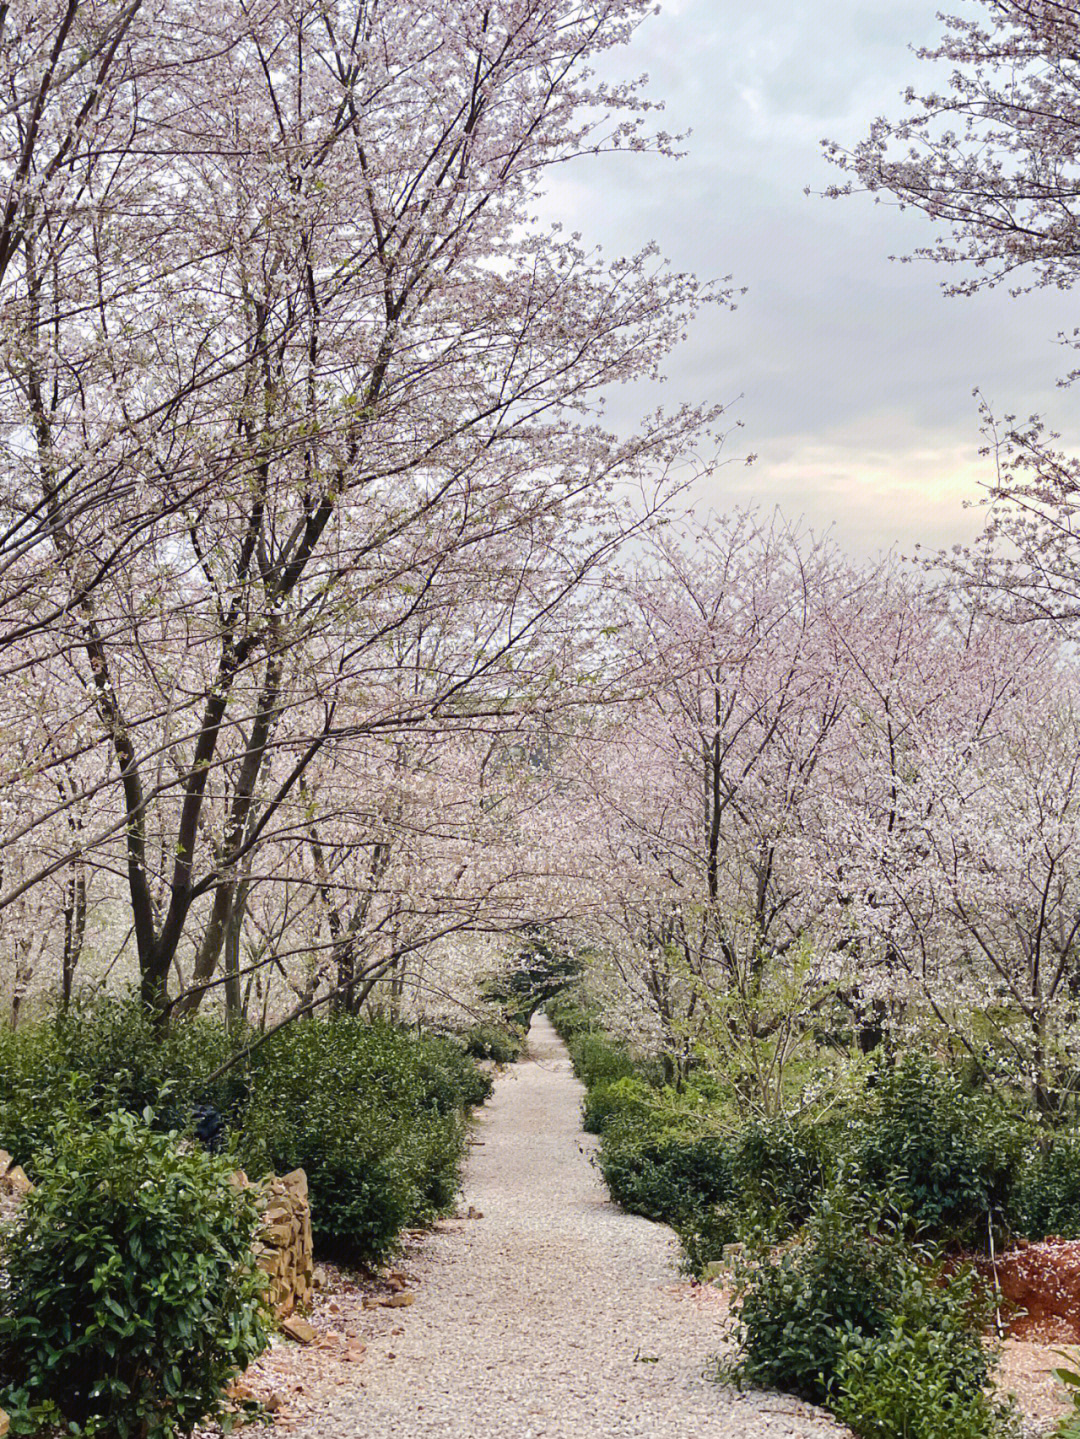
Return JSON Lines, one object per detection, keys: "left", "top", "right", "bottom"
{"left": 541, "top": 0, "right": 1080, "bottom": 558}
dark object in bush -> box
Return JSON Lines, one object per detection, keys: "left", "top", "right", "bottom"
{"left": 0, "top": 1107, "right": 269, "bottom": 1439}
{"left": 0, "top": 996, "right": 246, "bottom": 1177}
{"left": 191, "top": 1103, "right": 225, "bottom": 1153}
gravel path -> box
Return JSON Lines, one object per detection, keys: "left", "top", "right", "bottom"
{"left": 290, "top": 1013, "right": 850, "bottom": 1438}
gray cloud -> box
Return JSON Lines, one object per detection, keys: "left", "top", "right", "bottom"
{"left": 547, "top": 0, "right": 1078, "bottom": 555}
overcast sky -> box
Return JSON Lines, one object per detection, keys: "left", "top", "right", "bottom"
{"left": 546, "top": 0, "right": 1074, "bottom": 558}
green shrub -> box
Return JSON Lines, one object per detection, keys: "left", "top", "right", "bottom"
{"left": 726, "top": 1193, "right": 1007, "bottom": 1434}
{"left": 731, "top": 1118, "right": 824, "bottom": 1230}
{"left": 599, "top": 1131, "right": 733, "bottom": 1226}
{"left": 0, "top": 998, "right": 245, "bottom": 1175}
{"left": 832, "top": 1266, "right": 1012, "bottom": 1439}
{"left": 675, "top": 1204, "right": 739, "bottom": 1275}
{"left": 567, "top": 1031, "right": 636, "bottom": 1090}
{"left": 581, "top": 1075, "right": 661, "bottom": 1135}
{"left": 731, "top": 1195, "right": 899, "bottom": 1404}
{"left": 850, "top": 1053, "right": 1020, "bottom": 1245}
{"left": 546, "top": 991, "right": 598, "bottom": 1043}
{"left": 236, "top": 1017, "right": 489, "bottom": 1258}
{"left": 1051, "top": 1352, "right": 1080, "bottom": 1438}
{"left": 461, "top": 1022, "right": 524, "bottom": 1065}
{"left": 410, "top": 1032, "right": 493, "bottom": 1112}
{"left": 1009, "top": 1132, "right": 1080, "bottom": 1239}
{"left": 0, "top": 1004, "right": 490, "bottom": 1266}
{"left": 0, "top": 1108, "right": 269, "bottom": 1439}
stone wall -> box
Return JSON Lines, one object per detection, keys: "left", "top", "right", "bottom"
{"left": 0, "top": 1148, "right": 32, "bottom": 1223}
{"left": 236, "top": 1168, "right": 315, "bottom": 1318}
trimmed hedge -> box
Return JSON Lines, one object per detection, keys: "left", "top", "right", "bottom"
{"left": 0, "top": 1000, "right": 492, "bottom": 1263}
{"left": 0, "top": 1107, "right": 269, "bottom": 1439}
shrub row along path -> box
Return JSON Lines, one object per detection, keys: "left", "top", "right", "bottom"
{"left": 290, "top": 1013, "right": 849, "bottom": 1439}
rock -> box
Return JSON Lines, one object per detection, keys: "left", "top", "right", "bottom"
{"left": 262, "top": 1223, "right": 295, "bottom": 1246}
{"left": 0, "top": 1406, "right": 9, "bottom": 1437}
{"left": 312, "top": 1265, "right": 329, "bottom": 1290}
{"left": 384, "top": 1291, "right": 416, "bottom": 1308}
{"left": 281, "top": 1315, "right": 317, "bottom": 1344}
{"left": 251, "top": 1171, "right": 313, "bottom": 1320}
{"left": 282, "top": 1169, "right": 308, "bottom": 1200}
{"left": 264, "top": 1392, "right": 284, "bottom": 1413}
{"left": 228, "top": 1169, "right": 250, "bottom": 1188}
{"left": 0, "top": 1151, "right": 11, "bottom": 1175}
{"left": 0, "top": 1166, "right": 31, "bottom": 1196}
{"left": 465, "top": 1205, "right": 483, "bottom": 1220}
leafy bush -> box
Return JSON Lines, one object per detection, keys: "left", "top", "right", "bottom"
{"left": 731, "top": 1195, "right": 899, "bottom": 1403}
{"left": 0, "top": 998, "right": 245, "bottom": 1174}
{"left": 730, "top": 1118, "right": 824, "bottom": 1231}
{"left": 546, "top": 990, "right": 598, "bottom": 1043}
{"left": 727, "top": 1194, "right": 1006, "bottom": 1434}
{"left": 237, "top": 1018, "right": 490, "bottom": 1258}
{"left": 567, "top": 1031, "right": 636, "bottom": 1090}
{"left": 1051, "top": 1352, "right": 1080, "bottom": 1438}
{"left": 0, "top": 1003, "right": 491, "bottom": 1264}
{"left": 0, "top": 1108, "right": 269, "bottom": 1439}
{"left": 461, "top": 1022, "right": 524, "bottom": 1065}
{"left": 599, "top": 1130, "right": 733, "bottom": 1226}
{"left": 675, "top": 1204, "right": 740, "bottom": 1275}
{"left": 409, "top": 1032, "right": 493, "bottom": 1112}
{"left": 832, "top": 1267, "right": 1012, "bottom": 1439}
{"left": 850, "top": 1053, "right": 1020, "bottom": 1244}
{"left": 581, "top": 1075, "right": 663, "bottom": 1135}
{"left": 1008, "top": 1133, "right": 1080, "bottom": 1239}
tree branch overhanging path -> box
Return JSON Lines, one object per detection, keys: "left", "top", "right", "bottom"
{"left": 0, "top": 0, "right": 730, "bottom": 1027}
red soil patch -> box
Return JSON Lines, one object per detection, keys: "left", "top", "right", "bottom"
{"left": 975, "top": 1239, "right": 1080, "bottom": 1342}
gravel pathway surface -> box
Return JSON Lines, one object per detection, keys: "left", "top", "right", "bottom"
{"left": 290, "top": 1013, "right": 850, "bottom": 1438}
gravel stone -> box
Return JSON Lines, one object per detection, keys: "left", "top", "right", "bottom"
{"left": 288, "top": 1013, "right": 850, "bottom": 1437}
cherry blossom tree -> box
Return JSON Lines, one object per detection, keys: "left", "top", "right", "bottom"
{"left": 823, "top": 3, "right": 1080, "bottom": 646}
{"left": 575, "top": 512, "right": 856, "bottom": 1109}
{"left": 0, "top": 0, "right": 728, "bottom": 1021}
{"left": 750, "top": 542, "right": 1080, "bottom": 1118}
{"left": 824, "top": 1, "right": 1080, "bottom": 298}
